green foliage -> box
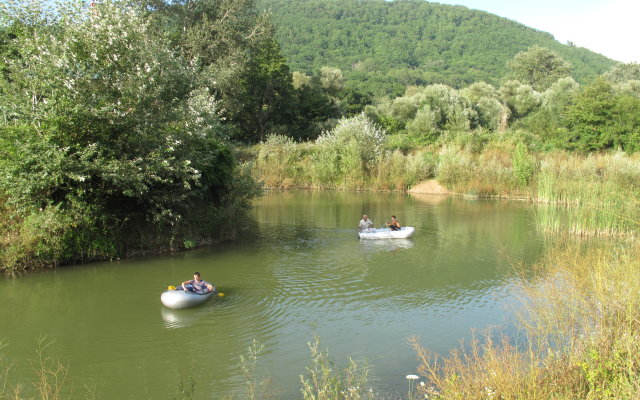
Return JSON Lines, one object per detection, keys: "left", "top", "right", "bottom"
{"left": 135, "top": 0, "right": 297, "bottom": 143}
{"left": 405, "top": 106, "right": 440, "bottom": 144}
{"left": 475, "top": 97, "right": 507, "bottom": 131}
{"left": 319, "top": 66, "right": 345, "bottom": 96}
{"left": 563, "top": 78, "right": 640, "bottom": 152}
{"left": 499, "top": 80, "right": 542, "bottom": 119}
{"left": 311, "top": 114, "right": 385, "bottom": 188}
{"left": 364, "top": 106, "right": 404, "bottom": 135}
{"left": 460, "top": 82, "right": 500, "bottom": 103}
{"left": 506, "top": 45, "right": 572, "bottom": 91}
{"left": 226, "top": 34, "right": 296, "bottom": 142}
{"left": 613, "top": 79, "right": 640, "bottom": 98}
{"left": 336, "top": 87, "right": 373, "bottom": 117}
{"left": 511, "top": 142, "right": 535, "bottom": 187}
{"left": 257, "top": 0, "right": 615, "bottom": 96}
{"left": 541, "top": 77, "right": 579, "bottom": 112}
{"left": 0, "top": 0, "right": 260, "bottom": 271}
{"left": 289, "top": 72, "right": 341, "bottom": 140}
{"left": 603, "top": 62, "right": 640, "bottom": 83}
{"left": 370, "top": 84, "right": 478, "bottom": 137}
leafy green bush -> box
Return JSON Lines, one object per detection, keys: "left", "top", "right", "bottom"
{"left": 311, "top": 114, "right": 386, "bottom": 188}
{"left": 0, "top": 0, "right": 259, "bottom": 271}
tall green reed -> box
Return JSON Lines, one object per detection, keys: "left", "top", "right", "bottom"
{"left": 535, "top": 152, "right": 640, "bottom": 235}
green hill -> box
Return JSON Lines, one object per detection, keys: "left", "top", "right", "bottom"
{"left": 258, "top": 0, "right": 617, "bottom": 96}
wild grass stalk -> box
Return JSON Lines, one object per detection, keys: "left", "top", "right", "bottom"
{"left": 300, "top": 336, "right": 375, "bottom": 400}
{"left": 412, "top": 241, "right": 640, "bottom": 400}
{"left": 239, "top": 339, "right": 276, "bottom": 400}
{"left": 254, "top": 135, "right": 313, "bottom": 189}
{"left": 0, "top": 338, "right": 81, "bottom": 400}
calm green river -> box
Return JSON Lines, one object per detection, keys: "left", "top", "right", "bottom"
{"left": 0, "top": 191, "right": 547, "bottom": 399}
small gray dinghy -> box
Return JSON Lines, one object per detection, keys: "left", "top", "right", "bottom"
{"left": 358, "top": 226, "right": 415, "bottom": 239}
{"left": 161, "top": 288, "right": 215, "bottom": 309}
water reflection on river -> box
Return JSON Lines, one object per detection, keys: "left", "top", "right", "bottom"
{"left": 0, "top": 191, "right": 545, "bottom": 399}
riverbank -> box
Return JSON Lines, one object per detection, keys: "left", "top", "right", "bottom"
{"left": 250, "top": 130, "right": 640, "bottom": 236}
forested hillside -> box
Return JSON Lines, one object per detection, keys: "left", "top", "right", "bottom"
{"left": 258, "top": 0, "right": 616, "bottom": 96}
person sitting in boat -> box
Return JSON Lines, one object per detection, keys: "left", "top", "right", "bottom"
{"left": 359, "top": 214, "right": 374, "bottom": 231}
{"left": 386, "top": 216, "right": 401, "bottom": 231}
{"left": 182, "top": 272, "right": 215, "bottom": 294}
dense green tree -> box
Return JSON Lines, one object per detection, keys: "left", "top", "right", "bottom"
{"left": 460, "top": 82, "right": 505, "bottom": 130}
{"left": 319, "top": 66, "right": 345, "bottom": 96}
{"left": 460, "top": 82, "right": 500, "bottom": 103}
{"left": 500, "top": 80, "right": 541, "bottom": 119}
{"left": 563, "top": 78, "right": 640, "bottom": 151}
{"left": 542, "top": 77, "right": 579, "bottom": 112}
{"left": 0, "top": 0, "right": 256, "bottom": 267}
{"left": 506, "top": 45, "right": 572, "bottom": 91}
{"left": 135, "top": 0, "right": 295, "bottom": 142}
{"left": 223, "top": 34, "right": 295, "bottom": 142}
{"left": 368, "top": 84, "right": 478, "bottom": 135}
{"left": 614, "top": 80, "right": 640, "bottom": 97}
{"left": 336, "top": 87, "right": 373, "bottom": 117}
{"left": 514, "top": 77, "right": 578, "bottom": 139}
{"left": 288, "top": 80, "right": 340, "bottom": 141}
{"left": 405, "top": 105, "right": 439, "bottom": 143}
{"left": 603, "top": 62, "right": 640, "bottom": 83}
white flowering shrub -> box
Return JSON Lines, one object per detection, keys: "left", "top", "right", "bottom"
{"left": 0, "top": 0, "right": 244, "bottom": 269}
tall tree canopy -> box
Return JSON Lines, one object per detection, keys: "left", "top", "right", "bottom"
{"left": 135, "top": 0, "right": 295, "bottom": 142}
{"left": 0, "top": 0, "right": 258, "bottom": 268}
{"left": 506, "top": 45, "right": 572, "bottom": 91}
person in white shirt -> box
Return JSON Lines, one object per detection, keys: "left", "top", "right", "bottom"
{"left": 359, "top": 214, "right": 374, "bottom": 231}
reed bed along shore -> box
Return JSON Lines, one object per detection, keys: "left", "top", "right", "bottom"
{"left": 250, "top": 130, "right": 640, "bottom": 236}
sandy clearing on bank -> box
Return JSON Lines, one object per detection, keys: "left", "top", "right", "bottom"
{"left": 408, "top": 179, "right": 450, "bottom": 195}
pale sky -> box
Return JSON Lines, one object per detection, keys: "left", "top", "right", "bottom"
{"left": 436, "top": 0, "right": 638, "bottom": 63}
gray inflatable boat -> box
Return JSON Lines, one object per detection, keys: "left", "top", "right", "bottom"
{"left": 161, "top": 288, "right": 215, "bottom": 309}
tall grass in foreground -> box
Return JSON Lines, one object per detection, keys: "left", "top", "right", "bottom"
{"left": 300, "top": 336, "right": 376, "bottom": 400}
{"left": 222, "top": 336, "right": 377, "bottom": 400}
{"left": 412, "top": 241, "right": 640, "bottom": 399}
{"left": 0, "top": 337, "right": 89, "bottom": 400}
